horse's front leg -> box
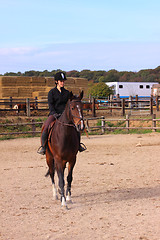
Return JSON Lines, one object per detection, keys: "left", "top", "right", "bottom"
{"left": 57, "top": 162, "right": 67, "bottom": 208}
{"left": 66, "top": 158, "right": 76, "bottom": 203}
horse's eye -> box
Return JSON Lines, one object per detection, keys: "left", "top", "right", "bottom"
{"left": 71, "top": 107, "right": 74, "bottom": 110}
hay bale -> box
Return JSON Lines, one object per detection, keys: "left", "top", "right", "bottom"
{"left": 1, "top": 77, "right": 17, "bottom": 86}
{"left": 38, "top": 91, "right": 48, "bottom": 97}
{"left": 32, "top": 87, "right": 46, "bottom": 92}
{"left": 67, "top": 77, "right": 76, "bottom": 84}
{"left": 46, "top": 77, "right": 54, "bottom": 87}
{"left": 16, "top": 77, "right": 31, "bottom": 86}
{"left": 1, "top": 87, "right": 19, "bottom": 97}
{"left": 18, "top": 88, "right": 32, "bottom": 97}
{"left": 31, "top": 77, "right": 46, "bottom": 86}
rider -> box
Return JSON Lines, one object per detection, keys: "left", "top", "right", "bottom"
{"left": 38, "top": 71, "right": 86, "bottom": 155}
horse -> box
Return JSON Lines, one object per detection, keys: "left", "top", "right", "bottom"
{"left": 13, "top": 103, "right": 36, "bottom": 114}
{"left": 45, "top": 91, "right": 85, "bottom": 208}
{"left": 83, "top": 102, "right": 99, "bottom": 112}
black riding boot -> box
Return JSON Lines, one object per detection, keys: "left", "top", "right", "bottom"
{"left": 77, "top": 131, "right": 87, "bottom": 152}
{"left": 37, "top": 131, "right": 48, "bottom": 155}
{"left": 79, "top": 143, "right": 87, "bottom": 152}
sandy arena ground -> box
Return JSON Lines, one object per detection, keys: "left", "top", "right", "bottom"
{"left": 0, "top": 133, "right": 160, "bottom": 240}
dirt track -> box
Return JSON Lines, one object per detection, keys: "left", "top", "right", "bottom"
{"left": 1, "top": 134, "right": 160, "bottom": 240}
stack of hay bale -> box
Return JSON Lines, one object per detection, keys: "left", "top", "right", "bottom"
{"left": 0, "top": 76, "right": 89, "bottom": 100}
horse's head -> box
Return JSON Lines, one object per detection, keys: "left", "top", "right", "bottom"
{"left": 69, "top": 91, "right": 85, "bottom": 132}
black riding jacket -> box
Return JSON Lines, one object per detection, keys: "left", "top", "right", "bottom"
{"left": 48, "top": 87, "right": 70, "bottom": 116}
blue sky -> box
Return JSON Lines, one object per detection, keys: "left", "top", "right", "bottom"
{"left": 0, "top": 0, "right": 160, "bottom": 74}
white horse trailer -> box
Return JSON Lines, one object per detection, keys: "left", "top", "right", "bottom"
{"left": 106, "top": 82, "right": 159, "bottom": 98}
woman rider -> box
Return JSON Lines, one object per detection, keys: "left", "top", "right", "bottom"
{"left": 38, "top": 71, "right": 86, "bottom": 155}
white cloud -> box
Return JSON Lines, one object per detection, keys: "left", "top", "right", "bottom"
{"left": 0, "top": 47, "right": 39, "bottom": 56}
{"left": 0, "top": 42, "right": 160, "bottom": 74}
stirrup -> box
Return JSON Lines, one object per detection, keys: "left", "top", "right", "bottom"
{"left": 79, "top": 143, "right": 87, "bottom": 152}
{"left": 37, "top": 146, "right": 46, "bottom": 155}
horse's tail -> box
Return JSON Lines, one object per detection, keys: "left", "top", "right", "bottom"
{"left": 45, "top": 169, "right": 50, "bottom": 177}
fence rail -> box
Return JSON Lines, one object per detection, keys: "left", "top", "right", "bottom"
{"left": 0, "top": 121, "right": 43, "bottom": 136}
{"left": 0, "top": 95, "right": 160, "bottom": 116}
{"left": 1, "top": 115, "right": 160, "bottom": 136}
{"left": 85, "top": 114, "right": 160, "bottom": 134}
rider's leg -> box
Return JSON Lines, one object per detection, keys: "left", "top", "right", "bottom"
{"left": 38, "top": 131, "right": 48, "bottom": 155}
{"left": 38, "top": 115, "right": 55, "bottom": 155}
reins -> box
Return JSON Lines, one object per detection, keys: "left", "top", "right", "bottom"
{"left": 56, "top": 118, "right": 76, "bottom": 128}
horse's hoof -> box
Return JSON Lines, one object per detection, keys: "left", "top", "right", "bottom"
{"left": 53, "top": 195, "right": 58, "bottom": 200}
{"left": 61, "top": 205, "right": 69, "bottom": 210}
{"left": 61, "top": 197, "right": 67, "bottom": 207}
{"left": 66, "top": 195, "right": 72, "bottom": 203}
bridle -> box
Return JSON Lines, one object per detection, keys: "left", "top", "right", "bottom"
{"left": 56, "top": 99, "right": 84, "bottom": 131}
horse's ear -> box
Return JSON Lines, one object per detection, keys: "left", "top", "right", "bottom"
{"left": 79, "top": 90, "right": 84, "bottom": 100}
{"left": 69, "top": 91, "right": 74, "bottom": 100}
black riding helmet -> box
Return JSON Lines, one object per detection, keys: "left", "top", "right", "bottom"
{"left": 54, "top": 71, "right": 67, "bottom": 83}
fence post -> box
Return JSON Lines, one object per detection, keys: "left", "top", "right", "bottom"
{"left": 32, "top": 119, "right": 36, "bottom": 136}
{"left": 122, "top": 99, "right": 125, "bottom": 116}
{"left": 129, "top": 96, "right": 132, "bottom": 109}
{"left": 92, "top": 97, "right": 96, "bottom": 117}
{"left": 26, "top": 98, "right": 30, "bottom": 117}
{"left": 116, "top": 94, "right": 120, "bottom": 107}
{"left": 110, "top": 98, "right": 112, "bottom": 115}
{"left": 135, "top": 95, "right": 138, "bottom": 108}
{"left": 101, "top": 116, "right": 105, "bottom": 134}
{"left": 35, "top": 96, "right": 38, "bottom": 109}
{"left": 150, "top": 95, "right": 153, "bottom": 115}
{"left": 152, "top": 114, "right": 156, "bottom": 132}
{"left": 126, "top": 114, "right": 129, "bottom": 132}
{"left": 9, "top": 96, "right": 13, "bottom": 109}
{"left": 156, "top": 95, "right": 159, "bottom": 111}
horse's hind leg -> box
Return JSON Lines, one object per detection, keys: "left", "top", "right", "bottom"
{"left": 66, "top": 159, "right": 76, "bottom": 202}
{"left": 46, "top": 152, "right": 58, "bottom": 200}
{"left": 51, "top": 165, "right": 58, "bottom": 200}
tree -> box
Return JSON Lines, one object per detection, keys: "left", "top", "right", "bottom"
{"left": 67, "top": 70, "right": 80, "bottom": 77}
{"left": 79, "top": 70, "right": 94, "bottom": 81}
{"left": 4, "top": 72, "right": 17, "bottom": 76}
{"left": 88, "top": 82, "right": 113, "bottom": 98}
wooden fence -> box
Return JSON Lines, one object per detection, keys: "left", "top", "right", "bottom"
{"left": 0, "top": 95, "right": 160, "bottom": 117}
{"left": 0, "top": 120, "right": 43, "bottom": 136}
{"left": 1, "top": 114, "right": 160, "bottom": 136}
{"left": 86, "top": 114, "right": 160, "bottom": 133}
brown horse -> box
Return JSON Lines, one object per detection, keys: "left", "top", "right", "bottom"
{"left": 45, "top": 91, "right": 84, "bottom": 208}
{"left": 83, "top": 102, "right": 99, "bottom": 112}
{"left": 13, "top": 103, "right": 36, "bottom": 114}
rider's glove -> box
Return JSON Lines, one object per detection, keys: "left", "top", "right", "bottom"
{"left": 53, "top": 113, "right": 61, "bottom": 119}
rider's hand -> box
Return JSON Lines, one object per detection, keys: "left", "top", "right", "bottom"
{"left": 53, "top": 113, "right": 61, "bottom": 119}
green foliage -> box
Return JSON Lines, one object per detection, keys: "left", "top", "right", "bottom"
{"left": 79, "top": 70, "right": 94, "bottom": 81}
{"left": 101, "top": 69, "right": 120, "bottom": 82}
{"left": 97, "top": 120, "right": 102, "bottom": 126}
{"left": 106, "top": 121, "right": 114, "bottom": 127}
{"left": 88, "top": 82, "right": 113, "bottom": 98}
{"left": 2, "top": 66, "right": 160, "bottom": 83}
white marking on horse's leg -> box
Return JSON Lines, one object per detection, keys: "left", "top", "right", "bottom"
{"left": 61, "top": 197, "right": 67, "bottom": 208}
{"left": 66, "top": 194, "right": 72, "bottom": 203}
{"left": 52, "top": 184, "right": 58, "bottom": 200}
